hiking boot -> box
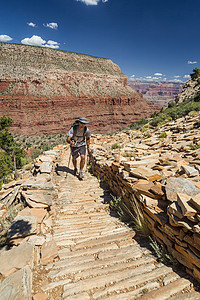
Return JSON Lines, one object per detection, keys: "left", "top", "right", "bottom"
{"left": 73, "top": 168, "right": 78, "bottom": 176}
{"left": 79, "top": 170, "right": 84, "bottom": 179}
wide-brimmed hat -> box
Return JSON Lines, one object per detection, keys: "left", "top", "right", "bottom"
{"left": 78, "top": 117, "right": 89, "bottom": 124}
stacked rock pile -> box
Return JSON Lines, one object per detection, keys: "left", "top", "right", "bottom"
{"left": 0, "top": 145, "right": 65, "bottom": 299}
{"left": 90, "top": 113, "right": 200, "bottom": 283}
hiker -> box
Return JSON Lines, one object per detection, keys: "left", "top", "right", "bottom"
{"left": 67, "top": 117, "right": 91, "bottom": 179}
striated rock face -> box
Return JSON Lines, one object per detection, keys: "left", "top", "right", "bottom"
{"left": 128, "top": 80, "right": 183, "bottom": 108}
{"left": 0, "top": 43, "right": 160, "bottom": 135}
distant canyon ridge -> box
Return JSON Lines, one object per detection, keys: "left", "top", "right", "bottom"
{"left": 128, "top": 80, "right": 183, "bottom": 108}
{"left": 0, "top": 43, "right": 160, "bottom": 135}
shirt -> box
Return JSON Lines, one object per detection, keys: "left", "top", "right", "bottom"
{"left": 67, "top": 126, "right": 91, "bottom": 147}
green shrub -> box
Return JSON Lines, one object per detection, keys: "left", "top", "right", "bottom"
{"left": 112, "top": 143, "right": 120, "bottom": 149}
{"left": 168, "top": 102, "right": 176, "bottom": 108}
{"left": 159, "top": 131, "right": 167, "bottom": 139}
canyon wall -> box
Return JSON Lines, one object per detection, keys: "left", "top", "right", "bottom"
{"left": 0, "top": 43, "right": 160, "bottom": 135}
{"left": 128, "top": 80, "right": 183, "bottom": 108}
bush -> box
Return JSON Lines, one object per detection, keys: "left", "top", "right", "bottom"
{"left": 160, "top": 131, "right": 167, "bottom": 139}
{"left": 112, "top": 143, "right": 120, "bottom": 149}
{"left": 168, "top": 102, "right": 176, "bottom": 108}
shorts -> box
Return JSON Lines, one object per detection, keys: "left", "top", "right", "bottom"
{"left": 70, "top": 145, "right": 86, "bottom": 159}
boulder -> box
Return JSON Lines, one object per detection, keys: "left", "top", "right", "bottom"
{"left": 0, "top": 266, "right": 32, "bottom": 300}
{"left": 165, "top": 177, "right": 200, "bottom": 202}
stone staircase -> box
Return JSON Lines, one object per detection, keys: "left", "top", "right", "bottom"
{"left": 40, "top": 150, "right": 199, "bottom": 299}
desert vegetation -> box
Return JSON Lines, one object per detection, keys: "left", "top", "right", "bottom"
{"left": 0, "top": 115, "right": 67, "bottom": 188}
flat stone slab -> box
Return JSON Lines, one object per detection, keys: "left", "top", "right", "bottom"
{"left": 0, "top": 266, "right": 32, "bottom": 300}
{"left": 41, "top": 240, "right": 58, "bottom": 265}
{"left": 165, "top": 177, "right": 200, "bottom": 202}
{"left": 181, "top": 165, "right": 199, "bottom": 177}
{"left": 0, "top": 242, "right": 34, "bottom": 276}
{"left": 7, "top": 215, "right": 37, "bottom": 239}
{"left": 40, "top": 162, "right": 53, "bottom": 174}
{"left": 22, "top": 179, "right": 54, "bottom": 190}
{"left": 18, "top": 207, "right": 47, "bottom": 223}
{"left": 22, "top": 190, "right": 53, "bottom": 208}
{"left": 130, "top": 166, "right": 162, "bottom": 181}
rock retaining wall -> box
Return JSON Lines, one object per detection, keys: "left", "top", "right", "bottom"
{"left": 89, "top": 117, "right": 200, "bottom": 283}
{"left": 0, "top": 145, "right": 66, "bottom": 299}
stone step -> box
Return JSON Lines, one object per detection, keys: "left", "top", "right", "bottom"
{"left": 58, "top": 242, "right": 119, "bottom": 259}
{"left": 53, "top": 218, "right": 119, "bottom": 229}
{"left": 57, "top": 211, "right": 109, "bottom": 220}
{"left": 48, "top": 250, "right": 146, "bottom": 278}
{"left": 170, "top": 291, "right": 200, "bottom": 299}
{"left": 99, "top": 281, "right": 160, "bottom": 299}
{"left": 41, "top": 278, "right": 71, "bottom": 292}
{"left": 54, "top": 223, "right": 120, "bottom": 235}
{"left": 53, "top": 227, "right": 128, "bottom": 243}
{"left": 74, "top": 255, "right": 156, "bottom": 281}
{"left": 62, "top": 263, "right": 156, "bottom": 298}
{"left": 72, "top": 231, "right": 135, "bottom": 250}
{"left": 92, "top": 265, "right": 173, "bottom": 299}
{"left": 141, "top": 278, "right": 192, "bottom": 300}
{"left": 63, "top": 292, "right": 90, "bottom": 300}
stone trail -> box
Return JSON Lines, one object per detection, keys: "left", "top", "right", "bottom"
{"left": 41, "top": 150, "right": 197, "bottom": 299}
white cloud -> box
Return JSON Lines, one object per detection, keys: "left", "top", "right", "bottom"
{"left": 0, "top": 35, "right": 13, "bottom": 42}
{"left": 27, "top": 22, "right": 36, "bottom": 27}
{"left": 154, "top": 73, "right": 163, "bottom": 76}
{"left": 169, "top": 79, "right": 183, "bottom": 83}
{"left": 184, "top": 75, "right": 190, "bottom": 79}
{"left": 131, "top": 75, "right": 135, "bottom": 77}
{"left": 174, "top": 75, "right": 180, "bottom": 78}
{"left": 45, "top": 40, "right": 60, "bottom": 49}
{"left": 21, "top": 35, "right": 59, "bottom": 49}
{"left": 146, "top": 76, "right": 152, "bottom": 79}
{"left": 76, "top": 0, "right": 108, "bottom": 5}
{"left": 188, "top": 61, "right": 197, "bottom": 64}
{"left": 44, "top": 22, "right": 58, "bottom": 30}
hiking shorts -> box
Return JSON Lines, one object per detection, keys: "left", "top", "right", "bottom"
{"left": 70, "top": 145, "right": 86, "bottom": 159}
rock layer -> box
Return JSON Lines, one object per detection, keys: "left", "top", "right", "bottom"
{"left": 128, "top": 80, "right": 183, "bottom": 107}
{"left": 0, "top": 43, "right": 160, "bottom": 135}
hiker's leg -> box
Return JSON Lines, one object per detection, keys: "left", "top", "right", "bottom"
{"left": 80, "top": 155, "right": 85, "bottom": 171}
{"left": 72, "top": 157, "right": 77, "bottom": 169}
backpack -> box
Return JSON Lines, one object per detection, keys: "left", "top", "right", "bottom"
{"left": 71, "top": 120, "right": 87, "bottom": 141}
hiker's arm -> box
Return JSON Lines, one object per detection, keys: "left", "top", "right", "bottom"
{"left": 67, "top": 136, "right": 75, "bottom": 146}
{"left": 86, "top": 137, "right": 90, "bottom": 153}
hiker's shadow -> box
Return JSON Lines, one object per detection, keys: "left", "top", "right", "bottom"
{"left": 55, "top": 164, "right": 74, "bottom": 176}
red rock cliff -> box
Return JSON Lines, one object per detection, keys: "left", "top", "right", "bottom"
{"left": 0, "top": 43, "right": 160, "bottom": 135}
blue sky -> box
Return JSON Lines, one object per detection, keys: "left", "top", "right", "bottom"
{"left": 1, "top": 0, "right": 200, "bottom": 83}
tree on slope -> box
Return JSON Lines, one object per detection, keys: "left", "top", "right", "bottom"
{"left": 0, "top": 116, "right": 25, "bottom": 184}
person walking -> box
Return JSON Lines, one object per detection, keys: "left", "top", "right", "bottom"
{"left": 67, "top": 117, "right": 91, "bottom": 179}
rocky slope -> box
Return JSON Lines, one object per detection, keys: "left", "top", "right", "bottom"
{"left": 128, "top": 80, "right": 183, "bottom": 107}
{"left": 0, "top": 43, "right": 160, "bottom": 135}
{"left": 175, "top": 78, "right": 200, "bottom": 103}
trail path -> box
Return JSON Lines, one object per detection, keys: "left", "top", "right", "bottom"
{"left": 41, "top": 149, "right": 199, "bottom": 299}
